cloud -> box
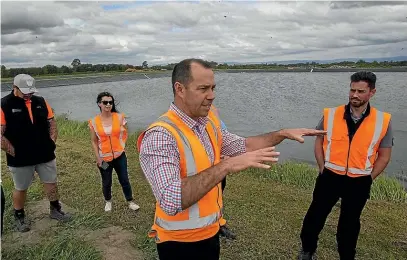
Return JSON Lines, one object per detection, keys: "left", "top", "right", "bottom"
{"left": 329, "top": 1, "right": 407, "bottom": 9}
{"left": 1, "top": 1, "right": 406, "bottom": 68}
{"left": 1, "top": 2, "right": 64, "bottom": 35}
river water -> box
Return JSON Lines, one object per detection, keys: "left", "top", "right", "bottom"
{"left": 2, "top": 72, "right": 406, "bottom": 185}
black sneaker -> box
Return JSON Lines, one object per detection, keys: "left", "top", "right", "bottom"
{"left": 14, "top": 215, "right": 30, "bottom": 233}
{"left": 50, "top": 206, "right": 72, "bottom": 222}
{"left": 298, "top": 249, "right": 317, "bottom": 260}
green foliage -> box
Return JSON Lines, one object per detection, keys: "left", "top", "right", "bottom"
{"left": 2, "top": 59, "right": 405, "bottom": 79}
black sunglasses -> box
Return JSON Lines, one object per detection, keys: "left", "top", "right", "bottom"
{"left": 101, "top": 101, "right": 113, "bottom": 105}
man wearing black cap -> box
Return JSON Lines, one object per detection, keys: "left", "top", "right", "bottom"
{"left": 1, "top": 74, "right": 71, "bottom": 232}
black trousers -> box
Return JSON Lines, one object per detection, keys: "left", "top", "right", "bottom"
{"left": 98, "top": 152, "right": 133, "bottom": 201}
{"left": 156, "top": 233, "right": 220, "bottom": 260}
{"left": 221, "top": 177, "right": 226, "bottom": 192}
{"left": 300, "top": 169, "right": 373, "bottom": 260}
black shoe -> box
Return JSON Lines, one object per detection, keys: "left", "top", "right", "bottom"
{"left": 50, "top": 205, "right": 72, "bottom": 222}
{"left": 14, "top": 215, "right": 30, "bottom": 233}
{"left": 298, "top": 249, "right": 317, "bottom": 260}
{"left": 219, "top": 225, "right": 236, "bottom": 240}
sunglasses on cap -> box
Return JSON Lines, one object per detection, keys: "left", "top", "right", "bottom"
{"left": 101, "top": 101, "right": 113, "bottom": 105}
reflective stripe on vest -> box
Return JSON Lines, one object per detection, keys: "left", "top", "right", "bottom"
{"left": 324, "top": 106, "right": 387, "bottom": 175}
{"left": 153, "top": 116, "right": 220, "bottom": 231}
{"left": 324, "top": 107, "right": 337, "bottom": 163}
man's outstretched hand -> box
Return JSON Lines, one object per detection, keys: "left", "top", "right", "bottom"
{"left": 280, "top": 128, "right": 327, "bottom": 143}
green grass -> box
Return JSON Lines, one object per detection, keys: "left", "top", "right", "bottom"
{"left": 2, "top": 231, "right": 102, "bottom": 260}
{"left": 1, "top": 117, "right": 407, "bottom": 260}
{"left": 253, "top": 162, "right": 407, "bottom": 203}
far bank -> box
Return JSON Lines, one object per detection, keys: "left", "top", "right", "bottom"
{"left": 2, "top": 67, "right": 407, "bottom": 91}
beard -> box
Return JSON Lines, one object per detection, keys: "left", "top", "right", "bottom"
{"left": 349, "top": 98, "right": 367, "bottom": 108}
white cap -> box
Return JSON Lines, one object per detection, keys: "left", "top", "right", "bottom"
{"left": 13, "top": 74, "right": 38, "bottom": 94}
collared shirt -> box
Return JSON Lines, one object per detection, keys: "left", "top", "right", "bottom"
{"left": 139, "top": 103, "right": 246, "bottom": 216}
{"left": 344, "top": 103, "right": 371, "bottom": 140}
{"left": 349, "top": 106, "right": 367, "bottom": 123}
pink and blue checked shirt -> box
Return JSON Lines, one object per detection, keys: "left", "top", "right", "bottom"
{"left": 139, "top": 103, "right": 246, "bottom": 216}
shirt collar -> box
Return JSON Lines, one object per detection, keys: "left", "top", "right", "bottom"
{"left": 350, "top": 106, "right": 367, "bottom": 118}
{"left": 344, "top": 102, "right": 370, "bottom": 120}
{"left": 169, "top": 102, "right": 208, "bottom": 129}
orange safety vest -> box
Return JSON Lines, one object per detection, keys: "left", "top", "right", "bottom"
{"left": 323, "top": 105, "right": 391, "bottom": 177}
{"left": 137, "top": 107, "right": 223, "bottom": 243}
{"left": 208, "top": 105, "right": 227, "bottom": 227}
{"left": 89, "top": 112, "right": 128, "bottom": 162}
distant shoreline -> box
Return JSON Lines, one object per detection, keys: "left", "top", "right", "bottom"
{"left": 1, "top": 67, "right": 406, "bottom": 91}
{"left": 216, "top": 67, "right": 407, "bottom": 73}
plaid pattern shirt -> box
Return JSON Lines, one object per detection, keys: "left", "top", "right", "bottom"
{"left": 139, "top": 103, "right": 246, "bottom": 216}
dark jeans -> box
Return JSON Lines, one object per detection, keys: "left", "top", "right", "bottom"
{"left": 300, "top": 169, "right": 373, "bottom": 260}
{"left": 99, "top": 152, "right": 133, "bottom": 201}
{"left": 156, "top": 233, "right": 220, "bottom": 260}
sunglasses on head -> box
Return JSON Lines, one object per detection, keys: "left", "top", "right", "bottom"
{"left": 101, "top": 101, "right": 113, "bottom": 105}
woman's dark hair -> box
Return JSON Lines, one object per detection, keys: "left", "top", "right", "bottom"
{"left": 96, "top": 91, "right": 119, "bottom": 113}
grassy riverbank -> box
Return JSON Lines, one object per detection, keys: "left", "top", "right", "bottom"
{"left": 1, "top": 116, "right": 406, "bottom": 260}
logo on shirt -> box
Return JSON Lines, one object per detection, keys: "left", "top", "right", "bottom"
{"left": 11, "top": 109, "right": 22, "bottom": 113}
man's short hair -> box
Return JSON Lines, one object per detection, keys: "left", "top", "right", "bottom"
{"left": 350, "top": 71, "right": 376, "bottom": 89}
{"left": 171, "top": 58, "right": 212, "bottom": 95}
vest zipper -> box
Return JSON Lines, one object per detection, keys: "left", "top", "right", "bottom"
{"left": 109, "top": 136, "right": 115, "bottom": 159}
{"left": 345, "top": 139, "right": 351, "bottom": 175}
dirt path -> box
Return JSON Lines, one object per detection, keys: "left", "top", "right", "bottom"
{"left": 2, "top": 199, "right": 145, "bottom": 260}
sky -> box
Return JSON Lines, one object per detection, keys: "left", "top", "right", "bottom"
{"left": 1, "top": 0, "right": 407, "bottom": 68}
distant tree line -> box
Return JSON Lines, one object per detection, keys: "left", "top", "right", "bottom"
{"left": 215, "top": 59, "right": 407, "bottom": 70}
{"left": 1, "top": 59, "right": 150, "bottom": 78}
{"left": 1, "top": 58, "right": 406, "bottom": 78}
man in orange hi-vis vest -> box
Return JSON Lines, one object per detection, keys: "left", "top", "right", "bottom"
{"left": 298, "top": 71, "right": 394, "bottom": 260}
{"left": 137, "top": 58, "right": 326, "bottom": 260}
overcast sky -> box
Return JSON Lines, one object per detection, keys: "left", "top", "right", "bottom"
{"left": 1, "top": 0, "right": 407, "bottom": 68}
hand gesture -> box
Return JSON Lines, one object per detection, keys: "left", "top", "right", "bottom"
{"left": 281, "top": 128, "right": 326, "bottom": 143}
{"left": 225, "top": 147, "right": 280, "bottom": 174}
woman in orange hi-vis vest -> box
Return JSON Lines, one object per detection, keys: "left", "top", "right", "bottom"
{"left": 89, "top": 92, "right": 140, "bottom": 212}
